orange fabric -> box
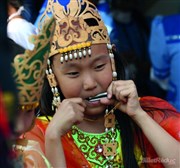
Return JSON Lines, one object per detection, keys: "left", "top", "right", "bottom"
{"left": 22, "top": 140, "right": 51, "bottom": 168}
{"left": 62, "top": 133, "right": 91, "bottom": 168}
{"left": 26, "top": 118, "right": 91, "bottom": 167}
{"left": 25, "top": 119, "right": 47, "bottom": 153}
{"left": 26, "top": 96, "right": 180, "bottom": 167}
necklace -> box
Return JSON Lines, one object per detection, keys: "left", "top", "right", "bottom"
{"left": 72, "top": 125, "right": 123, "bottom": 167}
{"left": 72, "top": 102, "right": 122, "bottom": 167}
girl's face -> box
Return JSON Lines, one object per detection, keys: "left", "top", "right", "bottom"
{"left": 12, "top": 109, "right": 35, "bottom": 139}
{"left": 52, "top": 43, "right": 113, "bottom": 116}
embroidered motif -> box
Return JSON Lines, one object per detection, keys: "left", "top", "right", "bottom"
{"left": 71, "top": 126, "right": 123, "bottom": 167}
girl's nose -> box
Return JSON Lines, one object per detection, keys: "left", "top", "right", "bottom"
{"left": 83, "top": 73, "right": 97, "bottom": 90}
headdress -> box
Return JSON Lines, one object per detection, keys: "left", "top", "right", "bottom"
{"left": 38, "top": 0, "right": 117, "bottom": 110}
{"left": 11, "top": 18, "right": 55, "bottom": 111}
{"left": 38, "top": 0, "right": 110, "bottom": 57}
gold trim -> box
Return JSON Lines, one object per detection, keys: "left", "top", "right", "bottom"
{"left": 18, "top": 102, "right": 39, "bottom": 111}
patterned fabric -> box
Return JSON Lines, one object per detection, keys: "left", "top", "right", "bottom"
{"left": 11, "top": 18, "right": 55, "bottom": 111}
{"left": 71, "top": 125, "right": 123, "bottom": 167}
{"left": 13, "top": 139, "right": 52, "bottom": 168}
{"left": 25, "top": 96, "right": 180, "bottom": 168}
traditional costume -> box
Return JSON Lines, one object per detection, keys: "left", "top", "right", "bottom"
{"left": 11, "top": 17, "right": 55, "bottom": 168}
{"left": 25, "top": 0, "right": 180, "bottom": 167}
{"left": 26, "top": 96, "right": 180, "bottom": 168}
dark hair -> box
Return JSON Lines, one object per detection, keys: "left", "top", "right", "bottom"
{"left": 40, "top": 48, "right": 144, "bottom": 167}
{"left": 8, "top": 0, "right": 23, "bottom": 10}
{"left": 113, "top": 50, "right": 141, "bottom": 168}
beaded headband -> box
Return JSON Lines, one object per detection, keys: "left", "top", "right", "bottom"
{"left": 11, "top": 18, "right": 55, "bottom": 111}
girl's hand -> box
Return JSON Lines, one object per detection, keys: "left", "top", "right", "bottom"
{"left": 46, "top": 98, "right": 86, "bottom": 137}
{"left": 101, "top": 80, "right": 144, "bottom": 117}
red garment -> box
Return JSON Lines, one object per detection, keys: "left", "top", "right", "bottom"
{"left": 139, "top": 96, "right": 180, "bottom": 168}
{"left": 26, "top": 118, "right": 91, "bottom": 167}
{"left": 25, "top": 96, "right": 180, "bottom": 168}
{"left": 0, "top": 89, "right": 10, "bottom": 138}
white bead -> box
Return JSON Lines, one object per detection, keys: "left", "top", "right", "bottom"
{"left": 57, "top": 96, "right": 60, "bottom": 102}
{"left": 79, "top": 51, "right": 82, "bottom": 58}
{"left": 45, "top": 70, "right": 49, "bottom": 75}
{"left": 105, "top": 128, "right": 108, "bottom": 132}
{"left": 55, "top": 87, "right": 58, "bottom": 93}
{"left": 88, "top": 48, "right": 91, "bottom": 55}
{"left": 112, "top": 71, "right": 117, "bottom": 77}
{"left": 74, "top": 52, "right": 78, "bottom": 59}
{"left": 60, "top": 57, "right": 64, "bottom": 63}
{"left": 107, "top": 43, "right": 112, "bottom": 50}
{"left": 83, "top": 49, "right": 86, "bottom": 56}
{"left": 47, "top": 59, "right": 50, "bottom": 65}
{"left": 65, "top": 54, "right": 68, "bottom": 61}
{"left": 69, "top": 53, "right": 73, "bottom": 60}
{"left": 51, "top": 87, "right": 54, "bottom": 93}
{"left": 109, "top": 53, "right": 114, "bottom": 58}
{"left": 49, "top": 68, "right": 52, "bottom": 74}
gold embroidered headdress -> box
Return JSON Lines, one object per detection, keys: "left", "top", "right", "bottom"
{"left": 11, "top": 18, "right": 55, "bottom": 111}
{"left": 38, "top": 0, "right": 111, "bottom": 58}
{"left": 38, "top": 0, "right": 117, "bottom": 110}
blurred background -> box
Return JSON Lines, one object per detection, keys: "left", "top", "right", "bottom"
{"left": 143, "top": 0, "right": 180, "bottom": 17}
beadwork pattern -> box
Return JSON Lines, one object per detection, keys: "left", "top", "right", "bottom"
{"left": 71, "top": 125, "right": 123, "bottom": 167}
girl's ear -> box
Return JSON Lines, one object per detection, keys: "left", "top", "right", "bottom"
{"left": 112, "top": 44, "right": 117, "bottom": 52}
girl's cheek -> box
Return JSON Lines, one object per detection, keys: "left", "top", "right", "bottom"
{"left": 60, "top": 80, "right": 81, "bottom": 98}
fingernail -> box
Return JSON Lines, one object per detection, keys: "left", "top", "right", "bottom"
{"left": 107, "top": 93, "right": 112, "bottom": 99}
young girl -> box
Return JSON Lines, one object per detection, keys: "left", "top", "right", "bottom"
{"left": 10, "top": 18, "right": 55, "bottom": 168}
{"left": 26, "top": 0, "right": 180, "bottom": 167}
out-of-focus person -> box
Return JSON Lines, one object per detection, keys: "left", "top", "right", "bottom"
{"left": 7, "top": 0, "right": 38, "bottom": 50}
{"left": 109, "top": 0, "right": 155, "bottom": 97}
{"left": 149, "top": 14, "right": 180, "bottom": 112}
{"left": 10, "top": 18, "right": 55, "bottom": 167}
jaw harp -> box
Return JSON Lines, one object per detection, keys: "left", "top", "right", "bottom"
{"left": 87, "top": 92, "right": 107, "bottom": 102}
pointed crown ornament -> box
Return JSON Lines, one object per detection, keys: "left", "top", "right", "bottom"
{"left": 11, "top": 18, "right": 55, "bottom": 111}
{"left": 38, "top": 0, "right": 117, "bottom": 110}
{"left": 38, "top": 0, "right": 111, "bottom": 58}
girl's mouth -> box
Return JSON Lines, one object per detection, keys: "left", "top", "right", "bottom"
{"left": 86, "top": 92, "right": 107, "bottom": 102}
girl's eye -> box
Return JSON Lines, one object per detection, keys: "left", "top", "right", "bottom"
{"left": 66, "top": 72, "right": 79, "bottom": 77}
{"left": 95, "top": 64, "right": 105, "bottom": 70}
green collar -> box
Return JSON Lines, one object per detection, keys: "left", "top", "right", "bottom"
{"left": 71, "top": 126, "right": 124, "bottom": 168}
